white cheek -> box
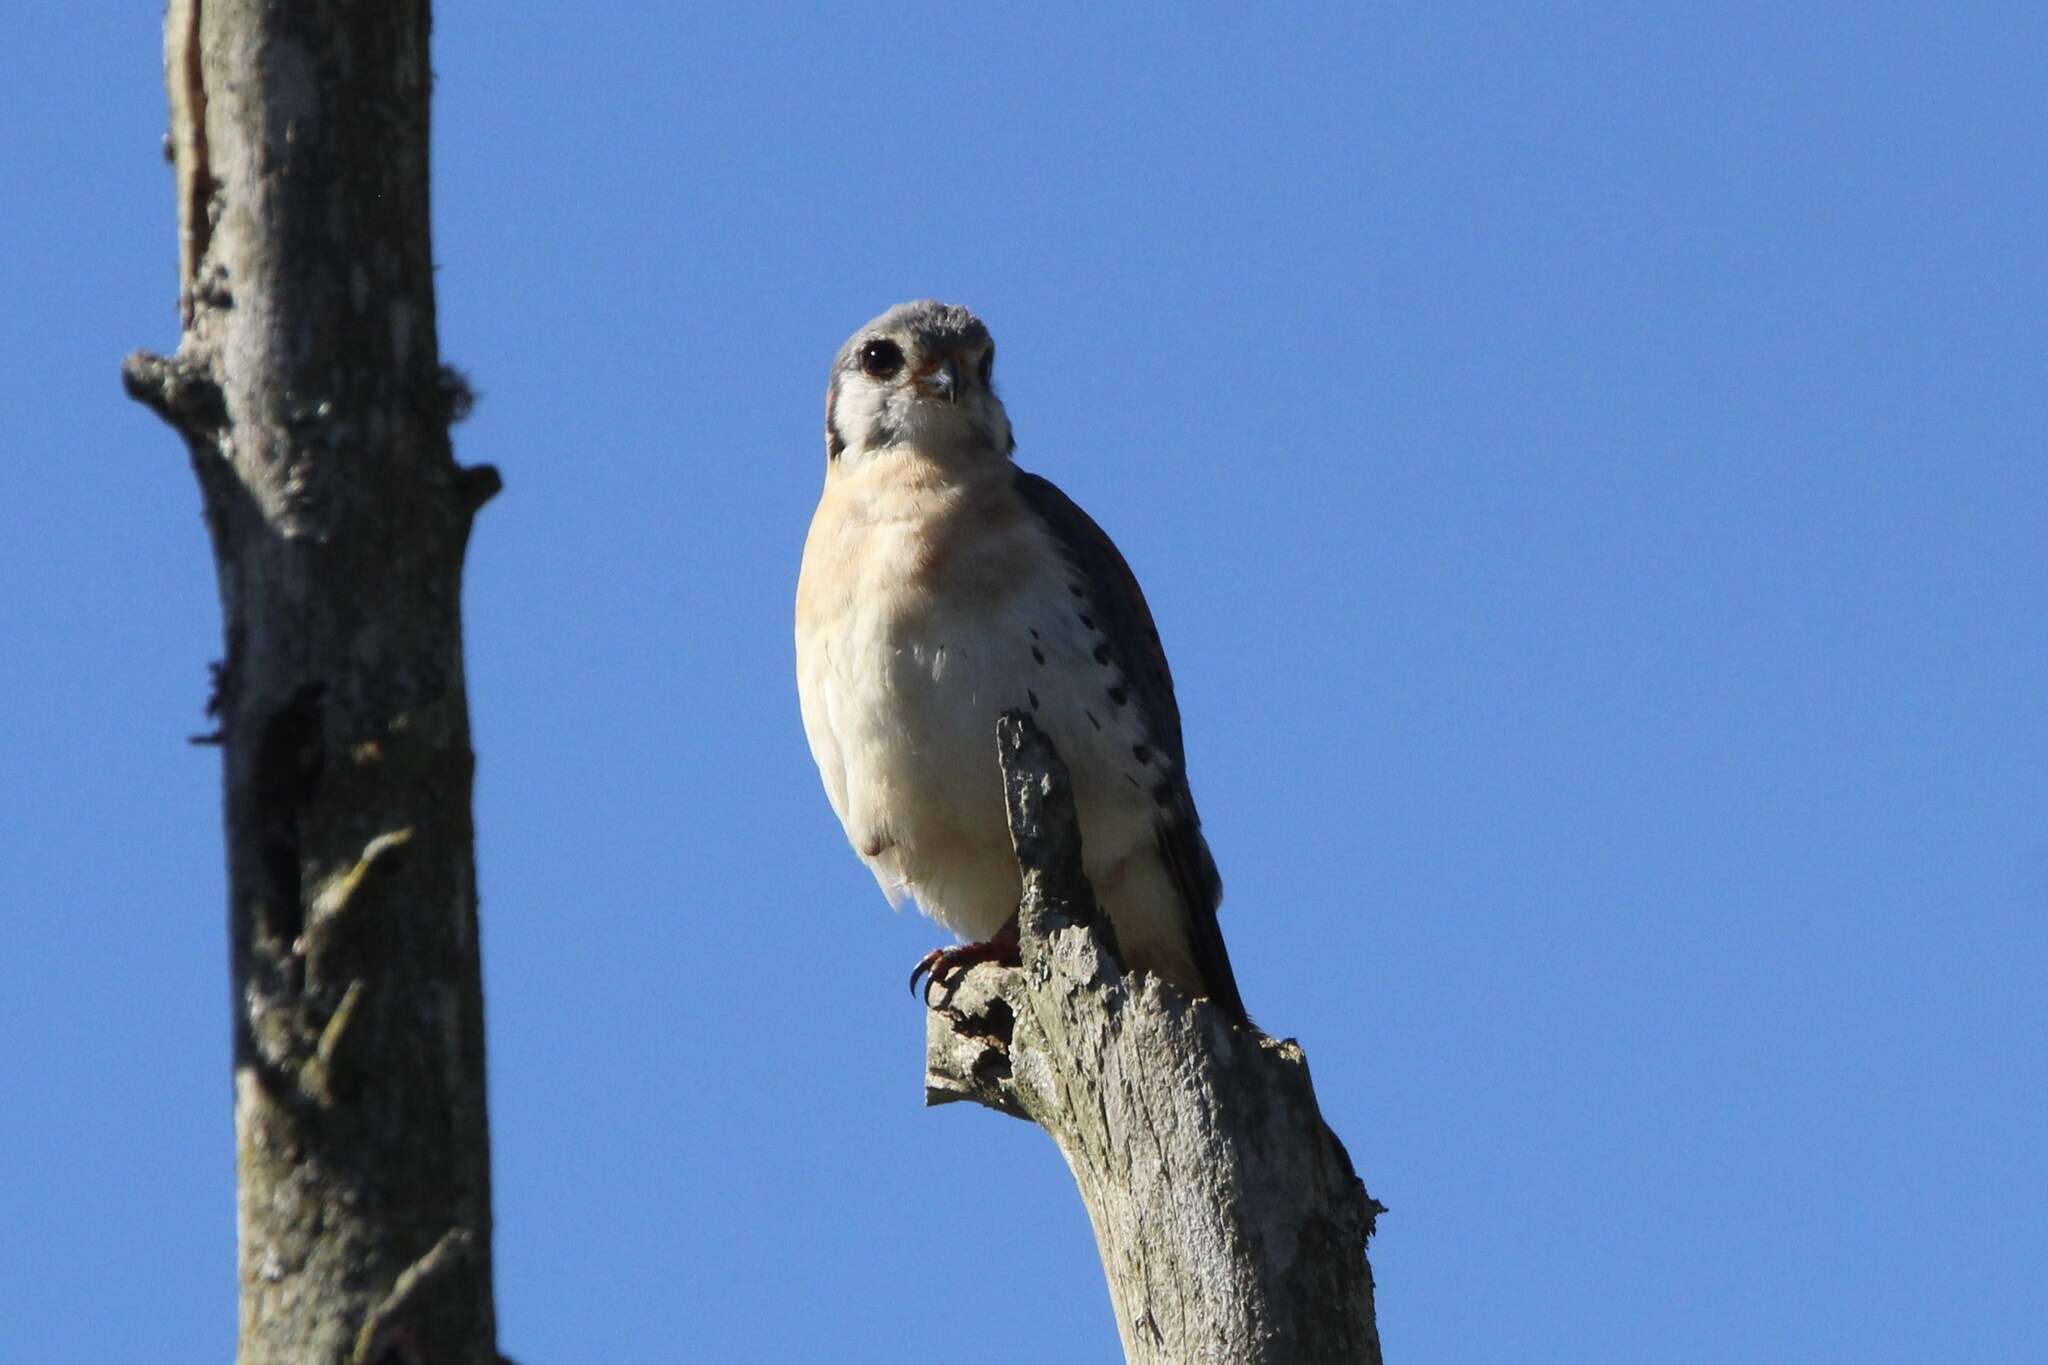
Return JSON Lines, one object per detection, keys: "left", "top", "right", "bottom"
{"left": 833, "top": 377, "right": 1008, "bottom": 462}
{"left": 830, "top": 383, "right": 892, "bottom": 461}
{"left": 836, "top": 383, "right": 884, "bottom": 431}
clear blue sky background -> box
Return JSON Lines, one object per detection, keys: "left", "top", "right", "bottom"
{"left": 5, "top": 5, "right": 2043, "bottom": 1362}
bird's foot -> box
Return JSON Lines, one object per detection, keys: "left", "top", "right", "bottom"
{"left": 909, "top": 916, "right": 1021, "bottom": 1005}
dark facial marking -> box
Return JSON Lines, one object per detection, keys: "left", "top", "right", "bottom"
{"left": 967, "top": 415, "right": 1006, "bottom": 454}
{"left": 825, "top": 385, "right": 846, "bottom": 460}
{"left": 977, "top": 344, "right": 995, "bottom": 386}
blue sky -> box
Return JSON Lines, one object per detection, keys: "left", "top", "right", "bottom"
{"left": 5, "top": 4, "right": 2043, "bottom": 1361}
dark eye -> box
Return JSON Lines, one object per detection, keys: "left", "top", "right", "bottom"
{"left": 977, "top": 344, "right": 995, "bottom": 386}
{"left": 859, "top": 339, "right": 904, "bottom": 379}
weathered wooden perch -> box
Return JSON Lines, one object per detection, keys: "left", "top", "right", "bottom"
{"left": 924, "top": 713, "right": 1385, "bottom": 1364}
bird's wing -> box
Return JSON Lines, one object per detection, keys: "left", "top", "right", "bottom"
{"left": 1012, "top": 469, "right": 1249, "bottom": 1025}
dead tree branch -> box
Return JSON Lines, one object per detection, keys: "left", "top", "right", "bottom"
{"left": 925, "top": 713, "right": 1384, "bottom": 1364}
{"left": 126, "top": 3, "right": 499, "bottom": 1360}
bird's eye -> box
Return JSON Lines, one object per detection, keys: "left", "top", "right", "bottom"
{"left": 859, "top": 339, "right": 904, "bottom": 379}
{"left": 977, "top": 344, "right": 995, "bottom": 386}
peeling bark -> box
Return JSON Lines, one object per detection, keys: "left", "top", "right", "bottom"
{"left": 926, "top": 715, "right": 1384, "bottom": 1364}
{"left": 125, "top": 3, "right": 499, "bottom": 1361}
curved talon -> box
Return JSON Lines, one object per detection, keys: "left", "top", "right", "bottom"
{"left": 909, "top": 948, "right": 946, "bottom": 1001}
{"left": 908, "top": 931, "right": 1021, "bottom": 1007}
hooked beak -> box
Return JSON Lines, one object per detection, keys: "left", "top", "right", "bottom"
{"left": 920, "top": 355, "right": 960, "bottom": 404}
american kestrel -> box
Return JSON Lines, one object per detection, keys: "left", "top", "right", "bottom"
{"left": 795, "top": 301, "right": 1248, "bottom": 1026}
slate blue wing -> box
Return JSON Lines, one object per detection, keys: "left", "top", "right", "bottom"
{"left": 1012, "top": 468, "right": 1250, "bottom": 1026}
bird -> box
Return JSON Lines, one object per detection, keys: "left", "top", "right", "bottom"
{"left": 795, "top": 300, "right": 1248, "bottom": 1026}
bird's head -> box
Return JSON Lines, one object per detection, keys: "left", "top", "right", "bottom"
{"left": 824, "top": 300, "right": 1014, "bottom": 468}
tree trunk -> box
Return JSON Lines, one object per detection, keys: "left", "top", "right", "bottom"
{"left": 123, "top": 2, "right": 501, "bottom": 1361}
{"left": 926, "top": 715, "right": 1385, "bottom": 1364}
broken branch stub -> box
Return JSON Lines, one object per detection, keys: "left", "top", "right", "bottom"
{"left": 923, "top": 711, "right": 1384, "bottom": 1364}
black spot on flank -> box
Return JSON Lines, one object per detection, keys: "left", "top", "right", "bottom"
{"left": 1093, "top": 645, "right": 1111, "bottom": 666}
{"left": 1086, "top": 709, "right": 1101, "bottom": 731}
{"left": 1151, "top": 779, "right": 1177, "bottom": 806}
{"left": 1028, "top": 689, "right": 1040, "bottom": 710}
{"left": 1132, "top": 743, "right": 1152, "bottom": 765}
{"left": 1028, "top": 627, "right": 1040, "bottom": 640}
{"left": 1079, "top": 612, "right": 1096, "bottom": 631}
{"left": 1108, "top": 686, "right": 1128, "bottom": 706}
{"left": 1068, "top": 584, "right": 1086, "bottom": 598}
{"left": 1031, "top": 646, "right": 1045, "bottom": 665}
{"left": 1125, "top": 774, "right": 1144, "bottom": 791}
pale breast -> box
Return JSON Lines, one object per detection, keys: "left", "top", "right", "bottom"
{"left": 797, "top": 454, "right": 1170, "bottom": 943}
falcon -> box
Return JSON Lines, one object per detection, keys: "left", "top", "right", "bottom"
{"left": 795, "top": 301, "right": 1248, "bottom": 1026}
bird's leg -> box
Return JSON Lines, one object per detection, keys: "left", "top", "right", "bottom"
{"left": 909, "top": 914, "right": 1021, "bottom": 1005}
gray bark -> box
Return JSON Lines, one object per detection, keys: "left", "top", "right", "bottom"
{"left": 926, "top": 715, "right": 1384, "bottom": 1364}
{"left": 124, "top": 2, "right": 500, "bottom": 1361}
